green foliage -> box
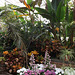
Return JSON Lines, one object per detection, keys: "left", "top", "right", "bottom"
{"left": 14, "top": 7, "right": 28, "bottom": 13}
{"left": 60, "top": 48, "right": 74, "bottom": 61}
{"left": 35, "top": 7, "right": 51, "bottom": 20}
{"left": 56, "top": 1, "right": 65, "bottom": 22}
{"left": 68, "top": 11, "right": 73, "bottom": 23}
{"left": 35, "top": 7, "right": 49, "bottom": 14}
{"left": 0, "top": 57, "right": 5, "bottom": 61}
{"left": 46, "top": 0, "right": 53, "bottom": 13}
{"left": 27, "top": 0, "right": 32, "bottom": 4}
{"left": 52, "top": 0, "right": 61, "bottom": 11}
{"left": 62, "top": 67, "right": 75, "bottom": 75}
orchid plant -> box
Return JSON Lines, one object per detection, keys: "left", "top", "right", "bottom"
{"left": 44, "top": 50, "right": 56, "bottom": 70}
{"left": 17, "top": 50, "right": 75, "bottom": 75}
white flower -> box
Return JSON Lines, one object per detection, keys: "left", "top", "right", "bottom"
{"left": 55, "top": 68, "right": 64, "bottom": 74}
{"left": 20, "top": 72, "right": 24, "bottom": 75}
{"left": 59, "top": 74, "right": 61, "bottom": 75}
{"left": 17, "top": 67, "right": 27, "bottom": 73}
{"left": 36, "top": 64, "right": 44, "bottom": 69}
{"left": 21, "top": 67, "right": 27, "bottom": 72}
{"left": 39, "top": 68, "right": 42, "bottom": 70}
{"left": 17, "top": 69, "right": 20, "bottom": 73}
{"left": 55, "top": 71, "right": 58, "bottom": 74}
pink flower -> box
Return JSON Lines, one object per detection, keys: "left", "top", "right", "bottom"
{"left": 27, "top": 70, "right": 32, "bottom": 73}
{"left": 39, "top": 70, "right": 45, "bottom": 73}
{"left": 25, "top": 73, "right": 28, "bottom": 75}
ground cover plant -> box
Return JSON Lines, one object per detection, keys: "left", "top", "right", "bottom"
{"left": 3, "top": 48, "right": 25, "bottom": 74}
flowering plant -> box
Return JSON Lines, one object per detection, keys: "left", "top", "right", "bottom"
{"left": 3, "top": 51, "right": 9, "bottom": 55}
{"left": 3, "top": 48, "right": 24, "bottom": 74}
{"left": 23, "top": 51, "right": 56, "bottom": 75}
{"left": 44, "top": 50, "right": 56, "bottom": 71}
{"left": 24, "top": 69, "right": 56, "bottom": 75}
{"left": 28, "top": 50, "right": 39, "bottom": 56}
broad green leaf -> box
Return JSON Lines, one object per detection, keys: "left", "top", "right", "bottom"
{"left": 39, "top": 13, "right": 51, "bottom": 20}
{"left": 27, "top": 0, "right": 32, "bottom": 4}
{"left": 65, "top": 2, "right": 68, "bottom": 22}
{"left": 46, "top": 0, "right": 57, "bottom": 22}
{"left": 35, "top": 7, "right": 50, "bottom": 14}
{"left": 52, "top": 0, "right": 62, "bottom": 11}
{"left": 46, "top": 0, "right": 53, "bottom": 13}
{"left": 56, "top": 1, "right": 65, "bottom": 22}
{"left": 35, "top": 7, "right": 51, "bottom": 20}
{"left": 64, "top": 0, "right": 70, "bottom": 4}
{"left": 68, "top": 11, "right": 73, "bottom": 23}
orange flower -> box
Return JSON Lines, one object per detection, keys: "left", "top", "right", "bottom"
{"left": 13, "top": 48, "right": 17, "bottom": 51}
{"left": 24, "top": 0, "right": 31, "bottom": 9}
{"left": 18, "top": 14, "right": 29, "bottom": 17}
{"left": 52, "top": 40, "right": 59, "bottom": 43}
{"left": 3, "top": 51, "right": 9, "bottom": 55}
{"left": 18, "top": 66, "right": 22, "bottom": 69}
{"left": 55, "top": 27, "right": 59, "bottom": 32}
{"left": 12, "top": 65, "right": 16, "bottom": 68}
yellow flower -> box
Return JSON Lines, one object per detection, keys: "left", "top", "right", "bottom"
{"left": 28, "top": 53, "right": 32, "bottom": 56}
{"left": 3, "top": 51, "right": 9, "bottom": 55}
{"left": 31, "top": 50, "right": 39, "bottom": 55}
{"left": 11, "top": 6, "right": 13, "bottom": 9}
{"left": 55, "top": 27, "right": 59, "bottom": 32}
{"left": 13, "top": 10, "right": 16, "bottom": 15}
{"left": 28, "top": 50, "right": 39, "bottom": 56}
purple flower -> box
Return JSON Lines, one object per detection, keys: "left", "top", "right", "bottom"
{"left": 44, "top": 72, "right": 49, "bottom": 75}
{"left": 46, "top": 70, "right": 50, "bottom": 73}
{"left": 31, "top": 72, "right": 37, "bottom": 75}
{"left": 39, "top": 70, "right": 45, "bottom": 73}
{"left": 34, "top": 72, "right": 37, "bottom": 75}
{"left": 24, "top": 73, "right": 28, "bottom": 75}
{"left": 27, "top": 70, "right": 32, "bottom": 73}
{"left": 29, "top": 72, "right": 32, "bottom": 75}
{"left": 51, "top": 72, "right": 56, "bottom": 75}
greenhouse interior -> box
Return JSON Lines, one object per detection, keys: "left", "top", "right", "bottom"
{"left": 0, "top": 0, "right": 75, "bottom": 75}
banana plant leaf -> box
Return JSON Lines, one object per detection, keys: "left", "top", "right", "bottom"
{"left": 46, "top": 0, "right": 53, "bottom": 13}
{"left": 56, "top": 1, "right": 65, "bottom": 22}
{"left": 35, "top": 7, "right": 53, "bottom": 21}
{"left": 27, "top": 0, "right": 32, "bottom": 4}
{"left": 35, "top": 7, "right": 49, "bottom": 14}
{"left": 52, "top": 0, "right": 61, "bottom": 11}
